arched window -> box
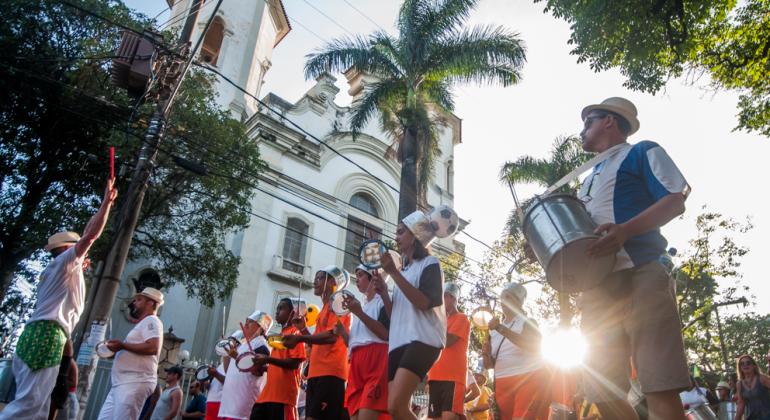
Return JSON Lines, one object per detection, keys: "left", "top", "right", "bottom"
{"left": 343, "top": 193, "right": 381, "bottom": 272}
{"left": 200, "top": 17, "right": 225, "bottom": 66}
{"left": 350, "top": 192, "right": 379, "bottom": 217}
{"left": 134, "top": 268, "right": 163, "bottom": 291}
{"left": 282, "top": 217, "right": 309, "bottom": 274}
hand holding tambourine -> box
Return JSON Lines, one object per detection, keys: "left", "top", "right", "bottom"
{"left": 289, "top": 310, "right": 307, "bottom": 331}
{"left": 372, "top": 271, "right": 387, "bottom": 295}
{"left": 226, "top": 344, "right": 239, "bottom": 359}
{"left": 281, "top": 334, "right": 301, "bottom": 349}
{"left": 380, "top": 251, "right": 398, "bottom": 277}
{"left": 341, "top": 293, "right": 362, "bottom": 316}
{"left": 487, "top": 317, "right": 500, "bottom": 332}
{"left": 105, "top": 339, "right": 123, "bottom": 352}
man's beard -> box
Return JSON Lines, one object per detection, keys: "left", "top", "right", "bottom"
{"left": 128, "top": 302, "right": 140, "bottom": 319}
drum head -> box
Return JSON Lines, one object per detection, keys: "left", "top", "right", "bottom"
{"left": 359, "top": 239, "right": 386, "bottom": 269}
{"left": 95, "top": 341, "right": 114, "bottom": 359}
{"left": 471, "top": 308, "right": 494, "bottom": 329}
{"left": 330, "top": 290, "right": 354, "bottom": 316}
{"left": 236, "top": 352, "right": 256, "bottom": 372}
{"left": 267, "top": 335, "right": 286, "bottom": 350}
{"left": 195, "top": 365, "right": 211, "bottom": 381}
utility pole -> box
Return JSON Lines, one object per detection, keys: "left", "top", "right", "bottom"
{"left": 74, "top": 1, "right": 225, "bottom": 415}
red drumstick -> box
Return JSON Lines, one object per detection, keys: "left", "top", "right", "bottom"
{"left": 109, "top": 147, "right": 115, "bottom": 179}
{"left": 239, "top": 322, "right": 254, "bottom": 353}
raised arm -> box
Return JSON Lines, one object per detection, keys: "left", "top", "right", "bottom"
{"left": 75, "top": 177, "right": 117, "bottom": 259}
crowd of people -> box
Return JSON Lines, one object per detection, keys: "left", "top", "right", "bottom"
{"left": 2, "top": 97, "right": 769, "bottom": 420}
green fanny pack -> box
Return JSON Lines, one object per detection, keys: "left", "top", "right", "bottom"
{"left": 16, "top": 320, "right": 67, "bottom": 371}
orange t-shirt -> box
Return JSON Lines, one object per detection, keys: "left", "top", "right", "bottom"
{"left": 256, "top": 325, "right": 306, "bottom": 406}
{"left": 307, "top": 302, "right": 351, "bottom": 380}
{"left": 428, "top": 312, "right": 470, "bottom": 383}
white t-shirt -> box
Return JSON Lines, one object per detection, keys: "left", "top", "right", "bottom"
{"left": 680, "top": 387, "right": 709, "bottom": 408}
{"left": 219, "top": 336, "right": 268, "bottom": 419}
{"left": 389, "top": 255, "right": 446, "bottom": 351}
{"left": 489, "top": 315, "right": 542, "bottom": 378}
{"left": 29, "top": 247, "right": 85, "bottom": 335}
{"left": 349, "top": 294, "right": 389, "bottom": 351}
{"left": 111, "top": 315, "right": 163, "bottom": 386}
{"left": 207, "top": 363, "right": 226, "bottom": 403}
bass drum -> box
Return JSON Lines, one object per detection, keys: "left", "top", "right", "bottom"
{"left": 686, "top": 405, "right": 717, "bottom": 420}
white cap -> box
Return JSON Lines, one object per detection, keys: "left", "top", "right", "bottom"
{"left": 501, "top": 282, "right": 527, "bottom": 303}
{"left": 355, "top": 264, "right": 374, "bottom": 277}
{"left": 444, "top": 282, "right": 460, "bottom": 299}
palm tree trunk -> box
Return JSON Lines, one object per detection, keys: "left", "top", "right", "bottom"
{"left": 398, "top": 126, "right": 419, "bottom": 221}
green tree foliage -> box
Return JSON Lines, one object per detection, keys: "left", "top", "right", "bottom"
{"left": 305, "top": 0, "right": 527, "bottom": 219}
{"left": 0, "top": 0, "right": 262, "bottom": 315}
{"left": 537, "top": 0, "right": 770, "bottom": 136}
{"left": 676, "top": 210, "right": 756, "bottom": 374}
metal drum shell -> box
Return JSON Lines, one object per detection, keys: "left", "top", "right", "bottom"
{"left": 522, "top": 194, "right": 616, "bottom": 293}
{"left": 717, "top": 402, "right": 736, "bottom": 420}
{"left": 686, "top": 405, "right": 718, "bottom": 420}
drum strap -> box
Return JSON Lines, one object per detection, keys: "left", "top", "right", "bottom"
{"left": 543, "top": 143, "right": 629, "bottom": 196}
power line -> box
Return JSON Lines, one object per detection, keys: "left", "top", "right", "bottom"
{"left": 301, "top": 0, "right": 356, "bottom": 37}
{"left": 340, "top": 0, "right": 387, "bottom": 32}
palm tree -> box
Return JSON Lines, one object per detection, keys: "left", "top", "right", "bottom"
{"left": 499, "top": 135, "right": 591, "bottom": 236}
{"left": 305, "top": 0, "right": 526, "bottom": 220}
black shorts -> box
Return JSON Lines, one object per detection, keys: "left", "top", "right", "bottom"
{"left": 428, "top": 380, "right": 464, "bottom": 417}
{"left": 250, "top": 402, "right": 296, "bottom": 420}
{"left": 306, "top": 376, "right": 349, "bottom": 420}
{"left": 388, "top": 341, "right": 442, "bottom": 381}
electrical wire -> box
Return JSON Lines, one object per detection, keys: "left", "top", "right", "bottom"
{"left": 301, "top": 0, "right": 356, "bottom": 37}
{"left": 340, "top": 0, "right": 387, "bottom": 32}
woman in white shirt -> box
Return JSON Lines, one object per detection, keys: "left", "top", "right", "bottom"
{"left": 482, "top": 282, "right": 546, "bottom": 420}
{"left": 380, "top": 210, "right": 448, "bottom": 420}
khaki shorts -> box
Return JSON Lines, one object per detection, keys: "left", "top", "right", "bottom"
{"left": 580, "top": 261, "right": 689, "bottom": 403}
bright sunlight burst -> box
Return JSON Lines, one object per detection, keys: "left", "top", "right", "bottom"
{"left": 541, "top": 328, "right": 587, "bottom": 368}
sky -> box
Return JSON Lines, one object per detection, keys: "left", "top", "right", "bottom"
{"left": 126, "top": 0, "right": 770, "bottom": 315}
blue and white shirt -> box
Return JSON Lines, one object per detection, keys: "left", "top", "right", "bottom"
{"left": 578, "top": 141, "right": 690, "bottom": 271}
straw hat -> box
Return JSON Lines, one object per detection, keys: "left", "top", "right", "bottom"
{"left": 581, "top": 97, "right": 640, "bottom": 135}
{"left": 716, "top": 381, "right": 730, "bottom": 390}
{"left": 136, "top": 287, "right": 164, "bottom": 306}
{"left": 44, "top": 231, "right": 80, "bottom": 251}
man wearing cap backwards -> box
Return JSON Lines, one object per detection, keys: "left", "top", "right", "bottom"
{"left": 250, "top": 298, "right": 307, "bottom": 420}
{"left": 97, "top": 287, "right": 165, "bottom": 420}
{"left": 219, "top": 311, "right": 272, "bottom": 420}
{"left": 426, "top": 282, "right": 471, "bottom": 420}
{"left": 577, "top": 97, "right": 691, "bottom": 419}
{"left": 337, "top": 265, "right": 391, "bottom": 420}
{"left": 482, "top": 283, "right": 545, "bottom": 420}
{"left": 282, "top": 265, "right": 352, "bottom": 420}
{"left": 150, "top": 365, "right": 184, "bottom": 420}
{"left": 0, "top": 178, "right": 117, "bottom": 420}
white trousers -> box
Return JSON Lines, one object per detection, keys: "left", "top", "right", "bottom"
{"left": 0, "top": 355, "right": 59, "bottom": 420}
{"left": 96, "top": 382, "right": 155, "bottom": 420}
{"left": 66, "top": 392, "right": 79, "bottom": 420}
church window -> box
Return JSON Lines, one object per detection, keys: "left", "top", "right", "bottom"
{"left": 200, "top": 17, "right": 225, "bottom": 66}
{"left": 343, "top": 193, "right": 381, "bottom": 273}
{"left": 282, "top": 217, "right": 309, "bottom": 274}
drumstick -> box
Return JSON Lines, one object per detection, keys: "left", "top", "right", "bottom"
{"left": 109, "top": 146, "right": 114, "bottom": 179}
{"left": 239, "top": 322, "right": 254, "bottom": 353}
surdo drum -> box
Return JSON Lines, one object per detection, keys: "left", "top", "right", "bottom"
{"left": 522, "top": 194, "right": 616, "bottom": 292}
{"left": 685, "top": 405, "right": 717, "bottom": 420}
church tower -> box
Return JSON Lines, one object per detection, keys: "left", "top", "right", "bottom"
{"left": 167, "top": 0, "right": 290, "bottom": 120}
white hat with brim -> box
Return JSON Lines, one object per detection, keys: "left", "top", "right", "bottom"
{"left": 581, "top": 97, "right": 640, "bottom": 135}
{"left": 44, "top": 231, "right": 80, "bottom": 251}
{"left": 355, "top": 264, "right": 374, "bottom": 277}
{"left": 136, "top": 287, "right": 164, "bottom": 306}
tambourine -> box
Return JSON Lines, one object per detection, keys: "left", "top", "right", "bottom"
{"left": 267, "top": 334, "right": 286, "bottom": 350}
{"left": 330, "top": 290, "right": 356, "bottom": 316}
{"left": 195, "top": 364, "right": 212, "bottom": 381}
{"left": 235, "top": 351, "right": 261, "bottom": 372}
{"left": 214, "top": 337, "right": 239, "bottom": 357}
{"left": 471, "top": 307, "right": 494, "bottom": 330}
{"left": 358, "top": 239, "right": 402, "bottom": 270}
{"left": 95, "top": 341, "right": 115, "bottom": 359}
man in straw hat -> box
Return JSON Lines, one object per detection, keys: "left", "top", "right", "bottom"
{"left": 0, "top": 178, "right": 117, "bottom": 420}
{"left": 97, "top": 287, "right": 165, "bottom": 420}
{"left": 577, "top": 97, "right": 691, "bottom": 419}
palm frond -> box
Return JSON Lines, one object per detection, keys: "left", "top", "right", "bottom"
{"left": 420, "top": 79, "right": 455, "bottom": 111}
{"left": 426, "top": 24, "right": 526, "bottom": 86}
{"left": 349, "top": 80, "right": 405, "bottom": 134}
{"left": 499, "top": 156, "right": 553, "bottom": 187}
{"left": 304, "top": 35, "right": 401, "bottom": 80}
{"left": 421, "top": 0, "right": 479, "bottom": 43}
